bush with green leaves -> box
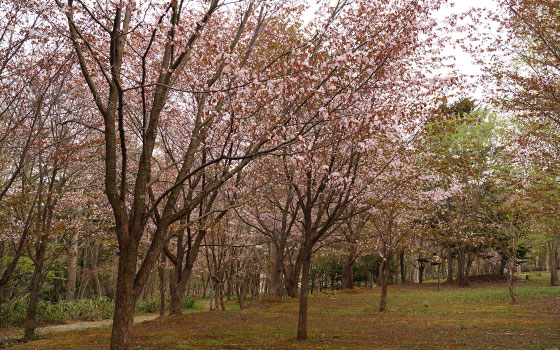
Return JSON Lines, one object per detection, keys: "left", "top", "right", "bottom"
{"left": 0, "top": 297, "right": 114, "bottom": 327}
{"left": 135, "top": 295, "right": 195, "bottom": 314}
{"left": 0, "top": 294, "right": 196, "bottom": 327}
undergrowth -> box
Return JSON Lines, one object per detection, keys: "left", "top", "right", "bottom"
{"left": 0, "top": 295, "right": 195, "bottom": 328}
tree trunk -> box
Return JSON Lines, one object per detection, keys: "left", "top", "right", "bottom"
{"left": 498, "top": 256, "right": 507, "bottom": 277}
{"left": 169, "top": 281, "right": 183, "bottom": 315}
{"left": 24, "top": 237, "right": 47, "bottom": 339}
{"left": 399, "top": 250, "right": 406, "bottom": 283}
{"left": 296, "top": 249, "right": 311, "bottom": 340}
{"left": 285, "top": 263, "right": 301, "bottom": 298}
{"left": 158, "top": 257, "right": 165, "bottom": 317}
{"left": 109, "top": 247, "right": 138, "bottom": 350}
{"left": 549, "top": 240, "right": 559, "bottom": 286}
{"left": 437, "top": 263, "right": 441, "bottom": 291}
{"left": 418, "top": 263, "right": 425, "bottom": 284}
{"left": 221, "top": 283, "right": 227, "bottom": 310}
{"left": 235, "top": 279, "right": 246, "bottom": 309}
{"left": 269, "top": 244, "right": 284, "bottom": 298}
{"left": 508, "top": 257, "right": 515, "bottom": 303}
{"left": 342, "top": 245, "right": 356, "bottom": 289}
{"left": 464, "top": 252, "right": 473, "bottom": 287}
{"left": 457, "top": 248, "right": 465, "bottom": 287}
{"left": 66, "top": 232, "right": 79, "bottom": 301}
{"left": 379, "top": 258, "right": 390, "bottom": 312}
{"left": 342, "top": 261, "right": 354, "bottom": 289}
{"left": 90, "top": 239, "right": 102, "bottom": 297}
{"left": 446, "top": 249, "right": 453, "bottom": 283}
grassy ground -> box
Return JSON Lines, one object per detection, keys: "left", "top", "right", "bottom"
{"left": 7, "top": 273, "right": 560, "bottom": 350}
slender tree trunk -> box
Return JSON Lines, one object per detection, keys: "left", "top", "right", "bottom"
{"left": 235, "top": 279, "right": 246, "bottom": 309}
{"left": 296, "top": 249, "right": 311, "bottom": 340}
{"left": 158, "top": 256, "right": 165, "bottom": 317}
{"left": 24, "top": 238, "right": 47, "bottom": 339}
{"left": 91, "top": 239, "right": 102, "bottom": 297}
{"left": 342, "top": 245, "right": 356, "bottom": 289}
{"left": 457, "top": 248, "right": 465, "bottom": 287}
{"left": 202, "top": 274, "right": 209, "bottom": 300}
{"left": 437, "top": 263, "right": 441, "bottom": 291}
{"left": 66, "top": 232, "right": 79, "bottom": 301}
{"left": 379, "top": 258, "right": 390, "bottom": 312}
{"left": 508, "top": 257, "right": 515, "bottom": 303}
{"left": 106, "top": 259, "right": 116, "bottom": 300}
{"left": 400, "top": 250, "right": 406, "bottom": 283}
{"left": 446, "top": 250, "right": 453, "bottom": 283}
{"left": 464, "top": 253, "right": 473, "bottom": 287}
{"left": 418, "top": 263, "right": 425, "bottom": 284}
{"left": 549, "top": 240, "right": 559, "bottom": 286}
{"left": 219, "top": 283, "right": 226, "bottom": 310}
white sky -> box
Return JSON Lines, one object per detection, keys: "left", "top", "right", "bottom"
{"left": 436, "top": 0, "right": 498, "bottom": 84}
{"left": 303, "top": 0, "right": 500, "bottom": 100}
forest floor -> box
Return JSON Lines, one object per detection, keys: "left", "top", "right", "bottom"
{"left": 5, "top": 273, "right": 560, "bottom": 350}
{"left": 0, "top": 300, "right": 209, "bottom": 343}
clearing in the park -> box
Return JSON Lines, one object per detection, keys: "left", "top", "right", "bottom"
{"left": 7, "top": 274, "right": 560, "bottom": 350}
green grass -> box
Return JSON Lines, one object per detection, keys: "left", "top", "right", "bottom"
{"left": 8, "top": 273, "right": 560, "bottom": 350}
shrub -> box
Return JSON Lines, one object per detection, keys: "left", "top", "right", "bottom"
{"left": 0, "top": 294, "right": 195, "bottom": 327}
{"left": 135, "top": 295, "right": 195, "bottom": 314}
{"left": 135, "top": 298, "right": 159, "bottom": 314}
{"left": 0, "top": 297, "right": 114, "bottom": 328}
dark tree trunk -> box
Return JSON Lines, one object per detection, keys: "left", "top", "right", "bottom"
{"left": 296, "top": 248, "right": 311, "bottom": 340}
{"left": 418, "top": 263, "right": 425, "bottom": 284}
{"left": 91, "top": 239, "right": 102, "bottom": 297}
{"left": 269, "top": 244, "right": 285, "bottom": 298}
{"left": 342, "top": 245, "right": 356, "bottom": 289}
{"left": 457, "top": 248, "right": 465, "bottom": 287}
{"left": 498, "top": 256, "right": 507, "bottom": 277}
{"left": 342, "top": 261, "right": 354, "bottom": 289}
{"left": 167, "top": 225, "right": 205, "bottom": 315}
{"left": 66, "top": 232, "right": 79, "bottom": 301}
{"left": 379, "top": 258, "right": 390, "bottom": 312}
{"left": 169, "top": 280, "right": 183, "bottom": 315}
{"left": 285, "top": 261, "right": 301, "bottom": 298}
{"left": 158, "top": 256, "right": 165, "bottom": 317}
{"left": 399, "top": 250, "right": 406, "bottom": 283}
{"left": 446, "top": 249, "right": 453, "bottom": 283}
{"left": 464, "top": 252, "right": 473, "bottom": 287}
{"left": 508, "top": 257, "right": 516, "bottom": 303}
{"left": 235, "top": 279, "right": 247, "bottom": 309}
{"left": 549, "top": 240, "right": 559, "bottom": 286}
{"left": 110, "top": 247, "right": 138, "bottom": 350}
{"left": 24, "top": 238, "right": 47, "bottom": 339}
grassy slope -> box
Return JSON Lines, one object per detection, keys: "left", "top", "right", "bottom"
{"left": 8, "top": 273, "right": 560, "bottom": 350}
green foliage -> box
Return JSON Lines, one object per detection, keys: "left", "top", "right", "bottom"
{"left": 181, "top": 295, "right": 195, "bottom": 309}
{"left": 135, "top": 298, "right": 160, "bottom": 314}
{"left": 0, "top": 294, "right": 197, "bottom": 327}
{"left": 0, "top": 297, "right": 114, "bottom": 328}
{"left": 135, "top": 295, "right": 195, "bottom": 314}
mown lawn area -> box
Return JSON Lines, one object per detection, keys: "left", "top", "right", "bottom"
{"left": 8, "top": 273, "right": 560, "bottom": 350}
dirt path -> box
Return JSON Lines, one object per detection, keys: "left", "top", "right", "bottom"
{"left": 0, "top": 314, "right": 159, "bottom": 342}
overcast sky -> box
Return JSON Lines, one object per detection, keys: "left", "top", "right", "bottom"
{"left": 303, "top": 0, "right": 500, "bottom": 99}
{"left": 436, "top": 0, "right": 498, "bottom": 82}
